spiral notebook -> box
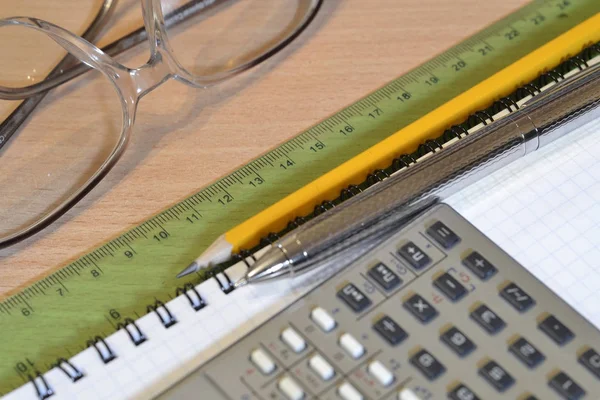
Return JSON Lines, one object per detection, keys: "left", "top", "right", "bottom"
{"left": 6, "top": 61, "right": 600, "bottom": 400}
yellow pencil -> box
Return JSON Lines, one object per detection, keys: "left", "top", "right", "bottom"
{"left": 178, "top": 13, "right": 600, "bottom": 278}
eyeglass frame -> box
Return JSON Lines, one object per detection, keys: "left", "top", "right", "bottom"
{"left": 0, "top": 0, "right": 323, "bottom": 248}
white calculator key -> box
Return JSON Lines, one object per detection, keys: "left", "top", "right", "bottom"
{"left": 311, "top": 307, "right": 336, "bottom": 332}
{"left": 368, "top": 360, "right": 394, "bottom": 387}
{"left": 308, "top": 354, "right": 335, "bottom": 381}
{"left": 249, "top": 348, "right": 276, "bottom": 375}
{"left": 338, "top": 381, "right": 364, "bottom": 400}
{"left": 398, "top": 388, "right": 422, "bottom": 400}
{"left": 281, "top": 327, "right": 306, "bottom": 353}
{"left": 278, "top": 375, "right": 305, "bottom": 400}
{"left": 339, "top": 333, "right": 364, "bottom": 359}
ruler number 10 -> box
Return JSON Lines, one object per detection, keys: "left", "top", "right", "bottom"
{"left": 153, "top": 231, "right": 170, "bottom": 242}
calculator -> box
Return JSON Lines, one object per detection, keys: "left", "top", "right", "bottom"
{"left": 157, "top": 204, "right": 600, "bottom": 400}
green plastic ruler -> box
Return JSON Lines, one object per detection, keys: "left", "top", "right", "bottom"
{"left": 1, "top": 0, "right": 598, "bottom": 395}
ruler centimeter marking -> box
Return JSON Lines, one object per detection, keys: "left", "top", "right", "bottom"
{"left": 1, "top": 0, "right": 598, "bottom": 394}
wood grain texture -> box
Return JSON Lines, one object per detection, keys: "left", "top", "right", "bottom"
{"left": 0, "top": 0, "right": 529, "bottom": 296}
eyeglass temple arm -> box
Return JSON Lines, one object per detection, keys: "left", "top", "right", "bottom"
{"left": 0, "top": 0, "right": 228, "bottom": 101}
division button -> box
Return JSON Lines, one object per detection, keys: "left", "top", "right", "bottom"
{"left": 448, "top": 383, "right": 481, "bottom": 400}
{"left": 427, "top": 221, "right": 461, "bottom": 249}
{"left": 410, "top": 349, "right": 446, "bottom": 380}
{"left": 461, "top": 251, "right": 497, "bottom": 280}
{"left": 278, "top": 375, "right": 305, "bottom": 400}
{"left": 398, "top": 242, "right": 431, "bottom": 270}
{"left": 373, "top": 315, "right": 408, "bottom": 346}
{"left": 339, "top": 333, "right": 365, "bottom": 359}
{"left": 310, "top": 307, "right": 337, "bottom": 332}
{"left": 308, "top": 354, "right": 335, "bottom": 381}
{"left": 470, "top": 304, "right": 505, "bottom": 334}
{"left": 440, "top": 326, "right": 476, "bottom": 357}
{"left": 398, "top": 388, "right": 421, "bottom": 400}
{"left": 368, "top": 360, "right": 395, "bottom": 387}
{"left": 434, "top": 272, "right": 467, "bottom": 301}
{"left": 538, "top": 315, "right": 574, "bottom": 345}
{"left": 281, "top": 327, "right": 306, "bottom": 353}
{"left": 337, "top": 283, "right": 372, "bottom": 313}
{"left": 479, "top": 360, "right": 514, "bottom": 392}
{"left": 404, "top": 293, "right": 438, "bottom": 323}
{"left": 549, "top": 372, "right": 586, "bottom": 400}
{"left": 250, "top": 348, "right": 276, "bottom": 375}
{"left": 338, "top": 382, "right": 364, "bottom": 400}
{"left": 368, "top": 262, "right": 402, "bottom": 291}
{"left": 509, "top": 337, "right": 545, "bottom": 368}
{"left": 579, "top": 348, "right": 600, "bottom": 379}
{"left": 500, "top": 282, "right": 535, "bottom": 312}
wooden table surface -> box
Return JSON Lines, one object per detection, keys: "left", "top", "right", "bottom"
{"left": 0, "top": 0, "right": 529, "bottom": 297}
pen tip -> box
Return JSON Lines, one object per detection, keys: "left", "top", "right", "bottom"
{"left": 176, "top": 262, "right": 199, "bottom": 279}
{"left": 234, "top": 278, "right": 248, "bottom": 288}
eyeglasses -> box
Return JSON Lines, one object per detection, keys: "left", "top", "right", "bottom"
{"left": 0, "top": 0, "right": 322, "bottom": 248}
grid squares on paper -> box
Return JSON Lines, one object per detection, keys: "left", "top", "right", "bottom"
{"left": 448, "top": 117, "right": 600, "bottom": 329}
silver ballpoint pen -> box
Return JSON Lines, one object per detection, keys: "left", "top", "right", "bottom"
{"left": 236, "top": 59, "right": 600, "bottom": 287}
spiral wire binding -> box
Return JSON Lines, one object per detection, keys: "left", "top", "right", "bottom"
{"left": 53, "top": 358, "right": 84, "bottom": 382}
{"left": 24, "top": 41, "right": 600, "bottom": 400}
{"left": 116, "top": 318, "right": 147, "bottom": 346}
{"left": 147, "top": 300, "right": 177, "bottom": 328}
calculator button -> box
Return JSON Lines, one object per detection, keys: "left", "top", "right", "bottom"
{"left": 339, "top": 333, "right": 365, "bottom": 359}
{"left": 410, "top": 349, "right": 446, "bottom": 380}
{"left": 368, "top": 360, "right": 394, "bottom": 387}
{"left": 509, "top": 337, "right": 545, "bottom": 368}
{"left": 373, "top": 315, "right": 408, "bottom": 346}
{"left": 523, "top": 396, "right": 539, "bottom": 400}
{"left": 278, "top": 375, "right": 305, "bottom": 400}
{"left": 538, "top": 315, "right": 574, "bottom": 345}
{"left": 579, "top": 348, "right": 600, "bottom": 378}
{"left": 338, "top": 382, "right": 363, "bottom": 400}
{"left": 368, "top": 262, "right": 402, "bottom": 291}
{"left": 479, "top": 360, "right": 514, "bottom": 392}
{"left": 250, "top": 348, "right": 276, "bottom": 375}
{"left": 281, "top": 327, "right": 306, "bottom": 353}
{"left": 308, "top": 354, "right": 335, "bottom": 381}
{"left": 398, "top": 242, "right": 431, "bottom": 270}
{"left": 427, "top": 221, "right": 461, "bottom": 249}
{"left": 440, "top": 326, "right": 476, "bottom": 357}
{"left": 337, "top": 283, "right": 372, "bottom": 313}
{"left": 500, "top": 283, "right": 535, "bottom": 312}
{"left": 404, "top": 294, "right": 438, "bottom": 323}
{"left": 311, "top": 307, "right": 337, "bottom": 332}
{"left": 434, "top": 273, "right": 467, "bottom": 301}
{"left": 398, "top": 388, "right": 422, "bottom": 400}
{"left": 549, "top": 372, "right": 585, "bottom": 400}
{"left": 462, "top": 251, "right": 497, "bottom": 280}
{"left": 448, "top": 383, "right": 481, "bottom": 400}
{"left": 470, "top": 304, "right": 505, "bottom": 334}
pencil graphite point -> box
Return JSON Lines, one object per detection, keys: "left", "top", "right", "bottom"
{"left": 175, "top": 234, "right": 235, "bottom": 278}
{"left": 176, "top": 262, "right": 199, "bottom": 279}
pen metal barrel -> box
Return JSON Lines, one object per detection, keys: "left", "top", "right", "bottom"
{"left": 270, "top": 62, "right": 600, "bottom": 275}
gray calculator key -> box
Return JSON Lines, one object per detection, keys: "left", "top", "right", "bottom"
{"left": 427, "top": 220, "right": 461, "bottom": 249}
{"left": 441, "top": 326, "right": 476, "bottom": 357}
{"left": 410, "top": 349, "right": 446, "bottom": 380}
{"left": 524, "top": 396, "right": 539, "bottom": 400}
{"left": 368, "top": 262, "right": 402, "bottom": 291}
{"left": 579, "top": 348, "right": 600, "bottom": 379}
{"left": 434, "top": 273, "right": 467, "bottom": 301}
{"left": 448, "top": 384, "right": 480, "bottom": 400}
{"left": 398, "top": 242, "right": 431, "bottom": 270}
{"left": 470, "top": 304, "right": 505, "bottom": 334}
{"left": 373, "top": 315, "right": 407, "bottom": 346}
{"left": 479, "top": 360, "right": 514, "bottom": 392}
{"left": 539, "top": 315, "right": 574, "bottom": 345}
{"left": 500, "top": 283, "right": 535, "bottom": 312}
{"left": 337, "top": 283, "right": 371, "bottom": 313}
{"left": 404, "top": 294, "right": 438, "bottom": 323}
{"left": 549, "top": 372, "right": 586, "bottom": 400}
{"left": 462, "top": 251, "right": 497, "bottom": 280}
{"left": 509, "top": 337, "right": 545, "bottom": 368}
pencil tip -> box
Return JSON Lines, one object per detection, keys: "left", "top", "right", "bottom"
{"left": 176, "top": 262, "right": 199, "bottom": 279}
{"left": 234, "top": 278, "right": 248, "bottom": 288}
